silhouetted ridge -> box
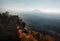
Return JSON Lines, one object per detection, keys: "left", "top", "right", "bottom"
{"left": 0, "top": 11, "right": 20, "bottom": 41}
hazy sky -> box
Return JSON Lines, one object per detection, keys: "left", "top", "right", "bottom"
{"left": 0, "top": 0, "right": 60, "bottom": 13}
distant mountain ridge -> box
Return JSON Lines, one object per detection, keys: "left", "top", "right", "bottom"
{"left": 19, "top": 12, "right": 60, "bottom": 33}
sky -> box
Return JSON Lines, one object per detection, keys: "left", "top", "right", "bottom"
{"left": 0, "top": 0, "right": 60, "bottom": 13}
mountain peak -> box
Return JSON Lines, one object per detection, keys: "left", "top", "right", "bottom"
{"left": 32, "top": 9, "right": 40, "bottom": 12}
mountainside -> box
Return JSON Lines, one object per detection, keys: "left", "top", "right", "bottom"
{"left": 19, "top": 12, "right": 60, "bottom": 33}
{"left": 19, "top": 11, "right": 60, "bottom": 41}
{"left": 0, "top": 11, "right": 60, "bottom": 41}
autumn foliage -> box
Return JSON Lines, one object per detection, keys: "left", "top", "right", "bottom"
{"left": 17, "top": 28, "right": 55, "bottom": 41}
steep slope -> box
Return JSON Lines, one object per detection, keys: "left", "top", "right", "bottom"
{"left": 0, "top": 12, "right": 60, "bottom": 41}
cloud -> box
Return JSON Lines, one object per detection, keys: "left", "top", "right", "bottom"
{"left": 4, "top": 7, "right": 35, "bottom": 12}
{"left": 0, "top": 6, "right": 60, "bottom": 13}
{"left": 39, "top": 8, "right": 60, "bottom": 13}
{"left": 0, "top": 0, "right": 60, "bottom": 13}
